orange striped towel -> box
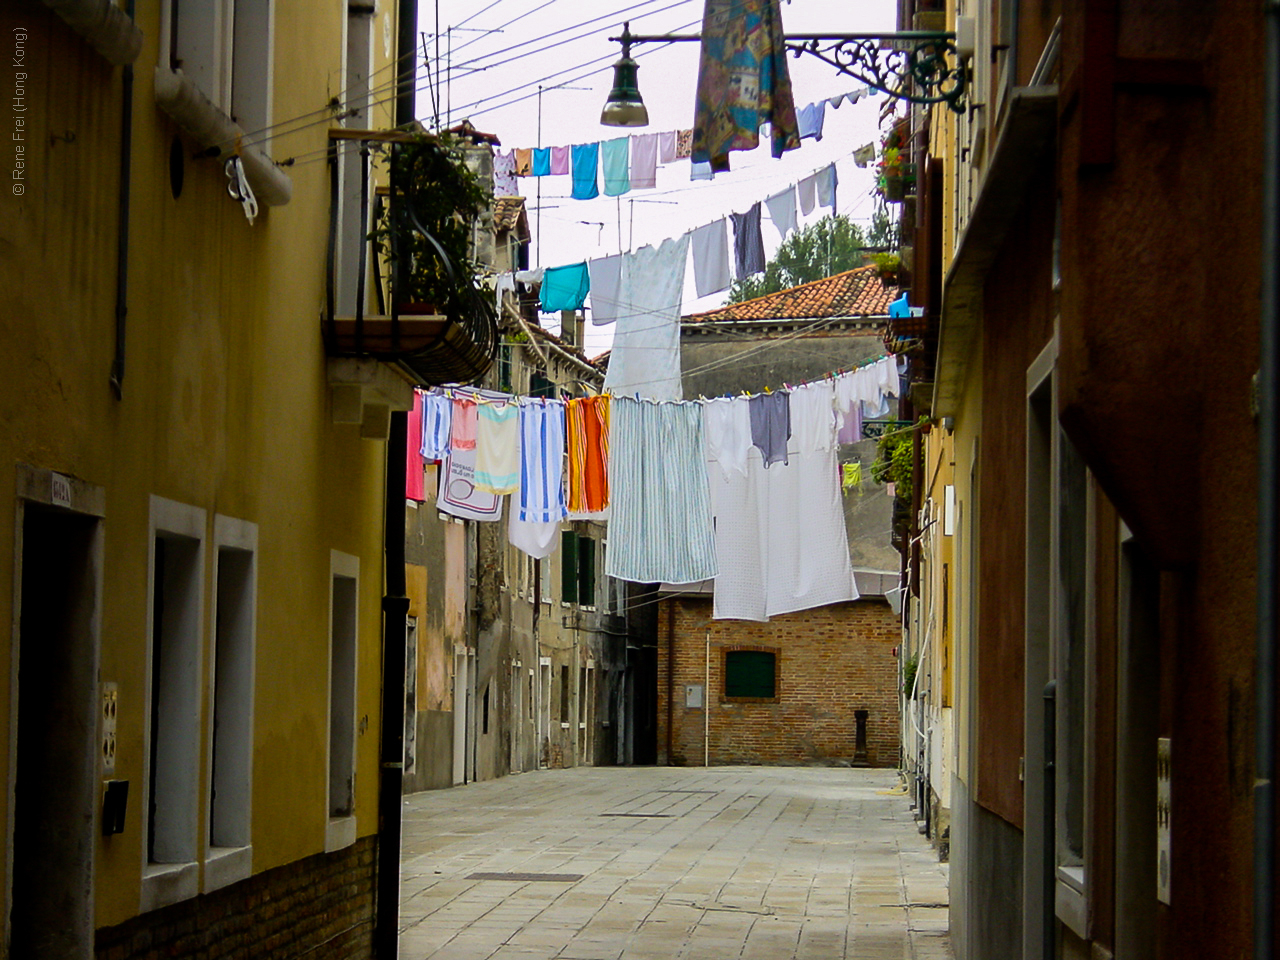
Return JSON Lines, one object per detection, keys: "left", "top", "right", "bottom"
{"left": 567, "top": 395, "right": 610, "bottom": 514}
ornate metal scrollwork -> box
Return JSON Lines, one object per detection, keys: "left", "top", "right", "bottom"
{"left": 862, "top": 419, "right": 912, "bottom": 441}
{"left": 786, "top": 33, "right": 966, "bottom": 112}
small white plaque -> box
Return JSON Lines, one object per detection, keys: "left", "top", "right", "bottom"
{"left": 51, "top": 472, "right": 72, "bottom": 509}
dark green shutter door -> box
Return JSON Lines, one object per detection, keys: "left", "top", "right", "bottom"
{"left": 560, "top": 531, "right": 578, "bottom": 604}
{"left": 725, "top": 651, "right": 776, "bottom": 698}
{"left": 578, "top": 537, "right": 595, "bottom": 607}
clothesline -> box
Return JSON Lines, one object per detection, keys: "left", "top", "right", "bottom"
{"left": 406, "top": 355, "right": 901, "bottom": 620}
{"left": 492, "top": 87, "right": 872, "bottom": 200}
{"left": 489, "top": 158, "right": 842, "bottom": 318}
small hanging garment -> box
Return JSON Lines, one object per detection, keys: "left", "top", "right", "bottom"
{"left": 406, "top": 390, "right": 426, "bottom": 501}
{"left": 550, "top": 145, "right": 570, "bottom": 175}
{"left": 473, "top": 400, "right": 521, "bottom": 495}
{"left": 588, "top": 254, "right": 624, "bottom": 325}
{"left": 658, "top": 130, "right": 678, "bottom": 164}
{"left": 764, "top": 185, "right": 798, "bottom": 241}
{"left": 748, "top": 390, "right": 791, "bottom": 467}
{"left": 629, "top": 133, "right": 659, "bottom": 189}
{"left": 450, "top": 396, "right": 478, "bottom": 451}
{"left": 690, "top": 219, "right": 732, "bottom": 297}
{"left": 540, "top": 262, "right": 591, "bottom": 312}
{"left": 731, "top": 203, "right": 766, "bottom": 277}
{"left": 692, "top": 0, "right": 800, "bottom": 171}
{"left": 601, "top": 136, "right": 631, "bottom": 196}
{"left": 529, "top": 146, "right": 550, "bottom": 176}
{"left": 567, "top": 395, "right": 611, "bottom": 516}
{"left": 571, "top": 143, "right": 600, "bottom": 200}
{"left": 420, "top": 389, "right": 453, "bottom": 461}
{"left": 514, "top": 398, "right": 567, "bottom": 525}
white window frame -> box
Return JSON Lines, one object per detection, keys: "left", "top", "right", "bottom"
{"left": 204, "top": 515, "right": 257, "bottom": 893}
{"left": 141, "top": 496, "right": 207, "bottom": 912}
{"left": 326, "top": 550, "right": 360, "bottom": 853}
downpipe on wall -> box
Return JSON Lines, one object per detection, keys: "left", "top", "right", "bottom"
{"left": 109, "top": 0, "right": 136, "bottom": 398}
{"left": 1256, "top": 3, "right": 1279, "bottom": 958}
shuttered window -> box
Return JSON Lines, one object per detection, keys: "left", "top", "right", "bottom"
{"left": 724, "top": 650, "right": 777, "bottom": 699}
{"left": 560, "top": 531, "right": 578, "bottom": 604}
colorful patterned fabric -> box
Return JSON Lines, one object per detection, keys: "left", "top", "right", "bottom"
{"left": 691, "top": 0, "right": 799, "bottom": 172}
{"left": 514, "top": 147, "right": 533, "bottom": 176}
{"left": 567, "top": 395, "right": 611, "bottom": 515}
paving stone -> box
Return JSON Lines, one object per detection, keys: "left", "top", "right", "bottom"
{"left": 399, "top": 767, "right": 953, "bottom": 960}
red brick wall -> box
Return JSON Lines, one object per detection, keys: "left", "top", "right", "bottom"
{"left": 94, "top": 838, "right": 375, "bottom": 960}
{"left": 657, "top": 597, "right": 901, "bottom": 767}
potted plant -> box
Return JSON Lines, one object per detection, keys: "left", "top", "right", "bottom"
{"left": 870, "top": 251, "right": 901, "bottom": 285}
{"left": 372, "top": 130, "right": 492, "bottom": 317}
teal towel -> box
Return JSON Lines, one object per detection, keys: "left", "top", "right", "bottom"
{"left": 602, "top": 136, "right": 631, "bottom": 196}
{"left": 540, "top": 262, "right": 591, "bottom": 312}
{"left": 571, "top": 143, "right": 599, "bottom": 200}
{"left": 532, "top": 147, "right": 551, "bottom": 176}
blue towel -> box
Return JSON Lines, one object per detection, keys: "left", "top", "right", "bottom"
{"left": 540, "top": 262, "right": 591, "bottom": 312}
{"left": 532, "top": 147, "right": 551, "bottom": 177}
{"left": 601, "top": 137, "right": 631, "bottom": 196}
{"left": 571, "top": 143, "right": 600, "bottom": 200}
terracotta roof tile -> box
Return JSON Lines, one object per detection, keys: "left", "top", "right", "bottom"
{"left": 684, "top": 266, "right": 896, "bottom": 323}
{"left": 493, "top": 197, "right": 527, "bottom": 234}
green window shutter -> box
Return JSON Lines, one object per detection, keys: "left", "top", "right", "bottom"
{"left": 577, "top": 537, "right": 595, "bottom": 607}
{"left": 560, "top": 531, "right": 578, "bottom": 604}
{"left": 530, "top": 371, "right": 556, "bottom": 398}
{"left": 724, "top": 651, "right": 776, "bottom": 698}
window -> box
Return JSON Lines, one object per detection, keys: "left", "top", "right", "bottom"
{"left": 206, "top": 516, "right": 257, "bottom": 892}
{"left": 327, "top": 551, "right": 359, "bottom": 852}
{"left": 482, "top": 682, "right": 490, "bottom": 735}
{"left": 560, "top": 531, "right": 596, "bottom": 607}
{"left": 144, "top": 497, "right": 207, "bottom": 909}
{"left": 529, "top": 370, "right": 557, "bottom": 398}
{"left": 724, "top": 649, "right": 777, "bottom": 700}
{"left": 559, "top": 664, "right": 571, "bottom": 725}
{"left": 165, "top": 0, "right": 273, "bottom": 138}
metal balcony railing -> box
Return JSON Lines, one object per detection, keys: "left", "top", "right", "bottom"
{"left": 324, "top": 129, "right": 498, "bottom": 386}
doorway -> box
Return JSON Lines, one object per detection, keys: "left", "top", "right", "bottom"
{"left": 10, "top": 502, "right": 101, "bottom": 958}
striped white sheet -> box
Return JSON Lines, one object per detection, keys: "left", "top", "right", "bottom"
{"left": 515, "top": 398, "right": 567, "bottom": 524}
{"left": 605, "top": 396, "right": 717, "bottom": 585}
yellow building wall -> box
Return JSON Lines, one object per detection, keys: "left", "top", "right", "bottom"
{"left": 1, "top": 0, "right": 400, "bottom": 932}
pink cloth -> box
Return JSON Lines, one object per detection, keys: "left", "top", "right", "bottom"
{"left": 550, "top": 145, "right": 570, "bottom": 175}
{"left": 451, "top": 397, "right": 478, "bottom": 450}
{"left": 406, "top": 390, "right": 426, "bottom": 501}
{"left": 658, "top": 130, "right": 678, "bottom": 164}
{"left": 630, "top": 133, "right": 659, "bottom": 189}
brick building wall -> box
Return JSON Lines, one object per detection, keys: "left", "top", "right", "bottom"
{"left": 95, "top": 838, "right": 376, "bottom": 960}
{"left": 657, "top": 597, "right": 901, "bottom": 767}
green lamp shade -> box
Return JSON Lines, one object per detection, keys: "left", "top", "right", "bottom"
{"left": 600, "top": 56, "right": 649, "bottom": 127}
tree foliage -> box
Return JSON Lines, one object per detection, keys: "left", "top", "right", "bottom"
{"left": 726, "top": 211, "right": 896, "bottom": 303}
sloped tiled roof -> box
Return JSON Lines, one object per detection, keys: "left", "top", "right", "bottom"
{"left": 493, "top": 197, "right": 528, "bottom": 234}
{"left": 684, "top": 266, "right": 896, "bottom": 323}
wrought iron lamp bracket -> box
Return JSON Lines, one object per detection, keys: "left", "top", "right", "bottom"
{"left": 785, "top": 34, "right": 966, "bottom": 113}
{"left": 611, "top": 26, "right": 967, "bottom": 114}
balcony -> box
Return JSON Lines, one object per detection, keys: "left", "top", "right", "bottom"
{"left": 324, "top": 129, "right": 498, "bottom": 388}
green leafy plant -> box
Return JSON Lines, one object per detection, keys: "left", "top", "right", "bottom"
{"left": 373, "top": 131, "right": 492, "bottom": 315}
{"left": 902, "top": 653, "right": 919, "bottom": 698}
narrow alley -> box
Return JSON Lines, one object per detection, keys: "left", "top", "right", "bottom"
{"left": 397, "top": 767, "right": 951, "bottom": 960}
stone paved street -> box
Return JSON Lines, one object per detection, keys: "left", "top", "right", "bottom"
{"left": 398, "top": 766, "right": 952, "bottom": 960}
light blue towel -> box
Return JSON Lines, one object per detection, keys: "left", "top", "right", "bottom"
{"left": 601, "top": 136, "right": 631, "bottom": 196}
{"left": 532, "top": 147, "right": 551, "bottom": 177}
{"left": 605, "top": 397, "right": 718, "bottom": 585}
{"left": 571, "top": 143, "right": 600, "bottom": 200}
{"left": 540, "top": 262, "right": 591, "bottom": 312}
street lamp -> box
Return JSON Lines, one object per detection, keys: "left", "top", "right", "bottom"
{"left": 599, "top": 21, "right": 967, "bottom": 127}
{"left": 599, "top": 27, "right": 649, "bottom": 127}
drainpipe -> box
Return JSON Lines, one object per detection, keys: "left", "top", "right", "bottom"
{"left": 375, "top": 0, "right": 418, "bottom": 955}
{"left": 1255, "top": 4, "right": 1279, "bottom": 958}
{"left": 1043, "top": 680, "right": 1056, "bottom": 960}
{"left": 108, "top": 0, "right": 135, "bottom": 399}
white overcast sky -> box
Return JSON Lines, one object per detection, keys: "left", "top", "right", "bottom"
{"left": 416, "top": 0, "right": 900, "bottom": 354}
